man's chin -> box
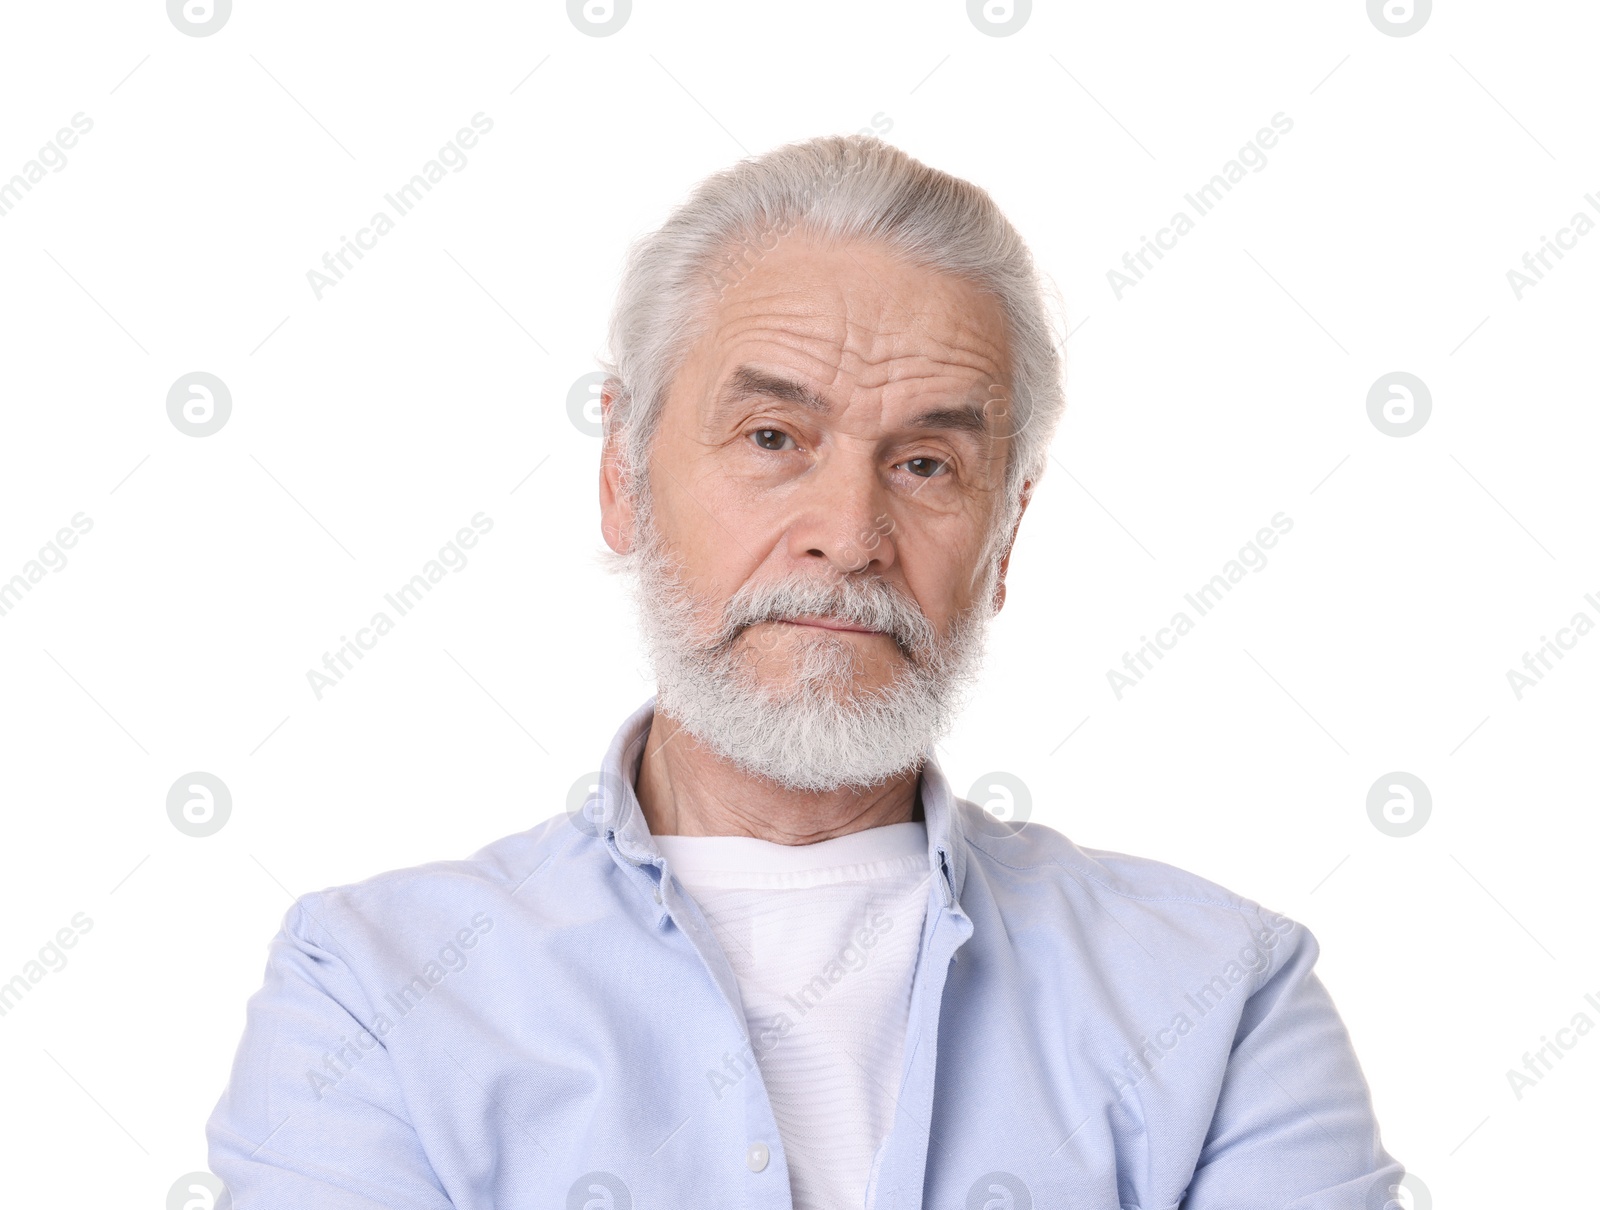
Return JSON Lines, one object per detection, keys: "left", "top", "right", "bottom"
{"left": 652, "top": 637, "right": 960, "bottom": 791}
{"left": 661, "top": 686, "right": 933, "bottom": 793}
{"left": 735, "top": 626, "right": 908, "bottom": 685}
{"left": 745, "top": 674, "right": 896, "bottom": 709}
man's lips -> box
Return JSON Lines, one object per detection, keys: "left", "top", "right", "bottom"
{"left": 774, "top": 614, "right": 885, "bottom": 635}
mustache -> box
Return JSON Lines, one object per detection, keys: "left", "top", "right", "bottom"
{"left": 709, "top": 574, "right": 936, "bottom": 658}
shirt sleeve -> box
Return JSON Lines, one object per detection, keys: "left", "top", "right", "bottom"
{"left": 206, "top": 897, "right": 457, "bottom": 1210}
{"left": 1180, "top": 914, "right": 1406, "bottom": 1210}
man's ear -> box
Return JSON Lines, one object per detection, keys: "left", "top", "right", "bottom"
{"left": 992, "top": 482, "right": 1032, "bottom": 614}
{"left": 598, "top": 380, "right": 635, "bottom": 554}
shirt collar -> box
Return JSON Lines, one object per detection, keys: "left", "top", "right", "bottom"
{"left": 588, "top": 696, "right": 969, "bottom": 913}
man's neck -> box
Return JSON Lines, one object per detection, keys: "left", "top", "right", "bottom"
{"left": 635, "top": 710, "right": 922, "bottom": 844}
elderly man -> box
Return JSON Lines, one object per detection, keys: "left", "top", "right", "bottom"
{"left": 209, "top": 136, "right": 1402, "bottom": 1209}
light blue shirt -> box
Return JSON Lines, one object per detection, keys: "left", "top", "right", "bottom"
{"left": 208, "top": 698, "right": 1402, "bottom": 1208}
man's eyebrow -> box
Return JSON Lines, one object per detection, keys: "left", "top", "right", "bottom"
{"left": 717, "top": 364, "right": 997, "bottom": 441}
{"left": 717, "top": 365, "right": 833, "bottom": 415}
{"left": 907, "top": 402, "right": 992, "bottom": 439}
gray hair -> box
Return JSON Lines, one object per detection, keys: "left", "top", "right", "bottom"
{"left": 598, "top": 134, "right": 1066, "bottom": 541}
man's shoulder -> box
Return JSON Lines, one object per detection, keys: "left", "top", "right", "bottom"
{"left": 282, "top": 813, "right": 587, "bottom": 940}
{"left": 956, "top": 800, "right": 1288, "bottom": 932}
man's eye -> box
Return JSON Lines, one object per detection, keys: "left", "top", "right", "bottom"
{"left": 903, "top": 456, "right": 948, "bottom": 478}
{"left": 751, "top": 429, "right": 793, "bottom": 451}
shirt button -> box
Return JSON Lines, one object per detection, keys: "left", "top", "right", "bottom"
{"left": 652, "top": 885, "right": 663, "bottom": 904}
{"left": 746, "top": 1141, "right": 770, "bottom": 1172}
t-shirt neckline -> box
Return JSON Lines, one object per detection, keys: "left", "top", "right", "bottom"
{"left": 653, "top": 819, "right": 927, "bottom": 878}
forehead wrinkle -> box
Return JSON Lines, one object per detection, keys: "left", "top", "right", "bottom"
{"left": 699, "top": 273, "right": 1011, "bottom": 421}
{"left": 827, "top": 250, "right": 1011, "bottom": 368}
{"left": 839, "top": 345, "right": 1009, "bottom": 395}
{"left": 706, "top": 307, "right": 849, "bottom": 374}
{"left": 836, "top": 323, "right": 1005, "bottom": 385}
{"left": 718, "top": 276, "right": 1005, "bottom": 370}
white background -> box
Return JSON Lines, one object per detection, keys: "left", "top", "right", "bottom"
{"left": 1, "top": 1, "right": 1594, "bottom": 1205}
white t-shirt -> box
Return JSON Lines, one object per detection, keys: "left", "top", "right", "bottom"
{"left": 654, "top": 820, "right": 932, "bottom": 1210}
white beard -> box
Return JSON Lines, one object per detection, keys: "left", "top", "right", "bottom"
{"left": 620, "top": 506, "right": 1000, "bottom": 792}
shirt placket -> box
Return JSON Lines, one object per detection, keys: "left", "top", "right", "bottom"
{"left": 609, "top": 829, "right": 801, "bottom": 1209}
{"left": 863, "top": 846, "right": 975, "bottom": 1210}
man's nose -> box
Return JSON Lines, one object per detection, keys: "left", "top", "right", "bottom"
{"left": 783, "top": 454, "right": 898, "bottom": 578}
